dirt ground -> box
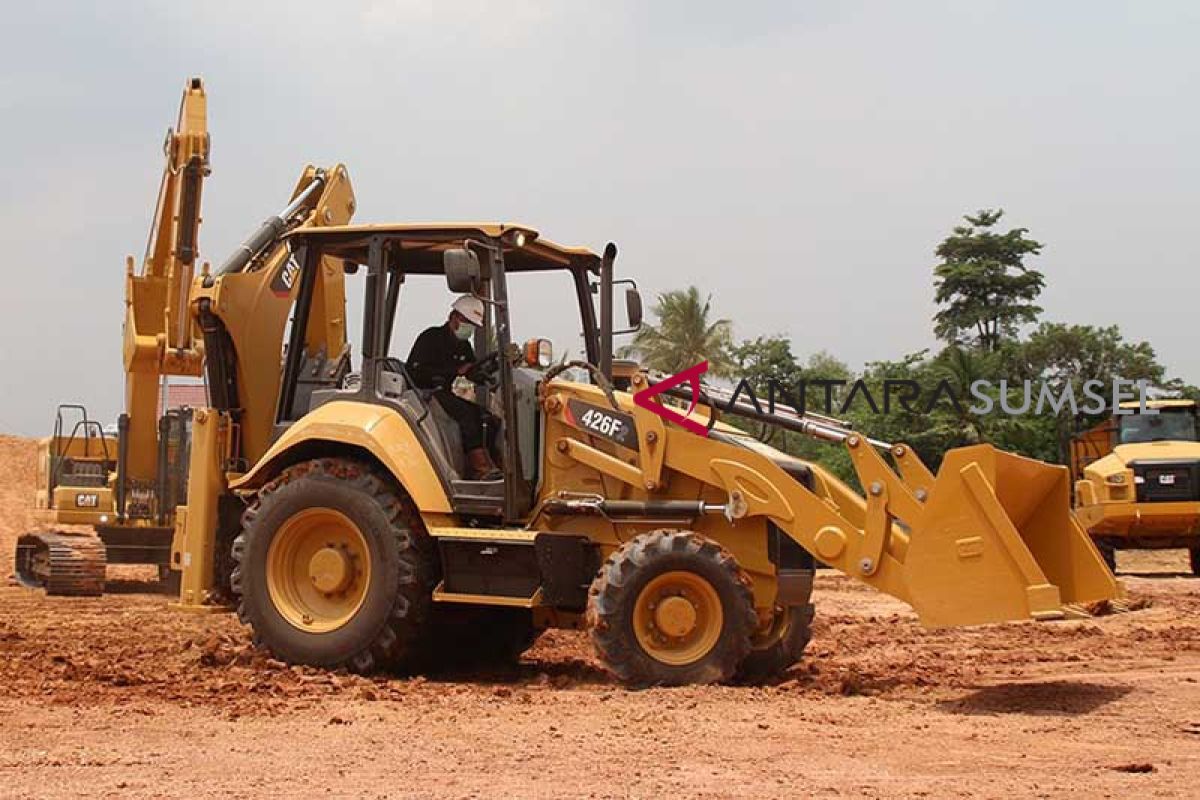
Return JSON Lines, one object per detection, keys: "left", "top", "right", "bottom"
{"left": 1, "top": 435, "right": 1198, "bottom": 798}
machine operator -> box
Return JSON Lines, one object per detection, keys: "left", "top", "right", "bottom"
{"left": 406, "top": 295, "right": 502, "bottom": 480}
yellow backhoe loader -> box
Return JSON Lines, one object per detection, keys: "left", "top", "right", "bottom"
{"left": 1071, "top": 398, "right": 1200, "bottom": 575}
{"left": 16, "top": 78, "right": 355, "bottom": 595}
{"left": 25, "top": 77, "right": 1122, "bottom": 683}
{"left": 165, "top": 215, "right": 1123, "bottom": 684}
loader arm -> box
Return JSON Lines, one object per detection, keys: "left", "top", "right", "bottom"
{"left": 543, "top": 376, "right": 1122, "bottom": 628}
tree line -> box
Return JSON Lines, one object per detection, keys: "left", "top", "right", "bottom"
{"left": 622, "top": 210, "right": 1193, "bottom": 484}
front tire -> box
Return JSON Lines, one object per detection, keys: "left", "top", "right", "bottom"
{"left": 588, "top": 530, "right": 756, "bottom": 686}
{"left": 1189, "top": 546, "right": 1199, "bottom": 577}
{"left": 231, "top": 459, "right": 435, "bottom": 673}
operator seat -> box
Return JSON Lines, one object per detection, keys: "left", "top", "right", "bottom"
{"left": 306, "top": 361, "right": 467, "bottom": 479}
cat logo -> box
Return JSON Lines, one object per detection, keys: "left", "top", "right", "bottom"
{"left": 270, "top": 259, "right": 301, "bottom": 297}
{"left": 75, "top": 493, "right": 100, "bottom": 508}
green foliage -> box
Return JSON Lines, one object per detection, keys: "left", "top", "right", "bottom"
{"left": 933, "top": 209, "right": 1045, "bottom": 352}
{"left": 639, "top": 208, "right": 1188, "bottom": 485}
{"left": 731, "top": 335, "right": 801, "bottom": 389}
{"left": 1019, "top": 322, "right": 1164, "bottom": 389}
{"left": 1013, "top": 322, "right": 1167, "bottom": 460}
{"left": 622, "top": 286, "right": 735, "bottom": 377}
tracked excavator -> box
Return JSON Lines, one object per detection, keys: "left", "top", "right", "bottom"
{"left": 15, "top": 77, "right": 356, "bottom": 595}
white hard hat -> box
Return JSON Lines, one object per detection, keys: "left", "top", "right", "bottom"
{"left": 452, "top": 295, "right": 485, "bottom": 327}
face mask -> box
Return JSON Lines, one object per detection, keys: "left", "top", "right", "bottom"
{"left": 454, "top": 323, "right": 475, "bottom": 341}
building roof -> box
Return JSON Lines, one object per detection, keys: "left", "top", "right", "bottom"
{"left": 157, "top": 383, "right": 208, "bottom": 416}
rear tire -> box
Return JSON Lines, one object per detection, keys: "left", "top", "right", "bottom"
{"left": 231, "top": 459, "right": 436, "bottom": 673}
{"left": 1189, "top": 546, "right": 1199, "bottom": 577}
{"left": 588, "top": 530, "right": 756, "bottom": 686}
{"left": 736, "top": 603, "right": 814, "bottom": 682}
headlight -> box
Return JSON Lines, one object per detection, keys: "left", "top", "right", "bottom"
{"left": 1106, "top": 474, "right": 1126, "bottom": 485}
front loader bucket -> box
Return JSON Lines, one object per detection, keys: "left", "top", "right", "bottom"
{"left": 902, "top": 444, "right": 1121, "bottom": 627}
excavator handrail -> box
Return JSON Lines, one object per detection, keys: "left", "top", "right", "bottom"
{"left": 49, "top": 405, "right": 111, "bottom": 490}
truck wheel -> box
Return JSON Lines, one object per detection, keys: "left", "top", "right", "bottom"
{"left": 1190, "top": 546, "right": 1199, "bottom": 577}
{"left": 231, "top": 459, "right": 435, "bottom": 673}
{"left": 588, "top": 530, "right": 756, "bottom": 686}
{"left": 735, "top": 603, "right": 814, "bottom": 682}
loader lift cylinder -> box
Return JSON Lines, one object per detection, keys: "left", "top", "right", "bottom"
{"left": 657, "top": 380, "right": 892, "bottom": 449}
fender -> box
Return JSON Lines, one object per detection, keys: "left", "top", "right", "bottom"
{"left": 229, "top": 400, "right": 452, "bottom": 513}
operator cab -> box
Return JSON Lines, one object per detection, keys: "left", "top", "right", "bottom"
{"left": 274, "top": 223, "right": 641, "bottom": 521}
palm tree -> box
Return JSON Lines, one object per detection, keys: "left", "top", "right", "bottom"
{"left": 621, "top": 286, "right": 735, "bottom": 377}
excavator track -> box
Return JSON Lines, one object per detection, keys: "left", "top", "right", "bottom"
{"left": 14, "top": 532, "right": 106, "bottom": 597}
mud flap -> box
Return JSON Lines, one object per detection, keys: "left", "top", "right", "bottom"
{"left": 902, "top": 445, "right": 1121, "bottom": 627}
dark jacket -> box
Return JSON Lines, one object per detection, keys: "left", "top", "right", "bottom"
{"left": 406, "top": 324, "right": 475, "bottom": 390}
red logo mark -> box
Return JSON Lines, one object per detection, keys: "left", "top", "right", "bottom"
{"left": 632, "top": 361, "right": 710, "bottom": 437}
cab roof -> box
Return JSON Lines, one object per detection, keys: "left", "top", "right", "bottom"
{"left": 1118, "top": 398, "right": 1196, "bottom": 410}
{"left": 283, "top": 222, "right": 603, "bottom": 274}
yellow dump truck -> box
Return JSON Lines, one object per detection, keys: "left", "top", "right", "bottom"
{"left": 1071, "top": 398, "right": 1200, "bottom": 575}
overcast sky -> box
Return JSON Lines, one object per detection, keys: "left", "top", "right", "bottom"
{"left": 2, "top": 1, "right": 1198, "bottom": 435}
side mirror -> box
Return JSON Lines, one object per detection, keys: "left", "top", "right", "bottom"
{"left": 624, "top": 288, "right": 643, "bottom": 330}
{"left": 444, "top": 248, "right": 481, "bottom": 293}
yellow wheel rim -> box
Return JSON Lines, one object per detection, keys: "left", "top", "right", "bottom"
{"left": 633, "top": 570, "right": 723, "bottom": 666}
{"left": 266, "top": 508, "right": 371, "bottom": 633}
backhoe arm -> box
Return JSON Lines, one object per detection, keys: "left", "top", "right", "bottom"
{"left": 122, "top": 77, "right": 210, "bottom": 484}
